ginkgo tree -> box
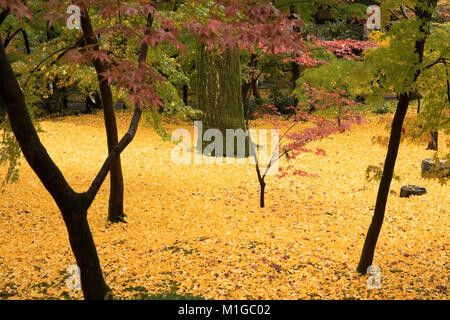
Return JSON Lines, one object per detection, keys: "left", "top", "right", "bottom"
{"left": 355, "top": 0, "right": 446, "bottom": 274}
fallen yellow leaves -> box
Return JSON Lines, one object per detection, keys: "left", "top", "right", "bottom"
{"left": 0, "top": 111, "right": 448, "bottom": 299}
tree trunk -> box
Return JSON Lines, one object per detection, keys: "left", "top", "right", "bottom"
{"left": 80, "top": 10, "right": 125, "bottom": 223}
{"left": 0, "top": 12, "right": 152, "bottom": 300}
{"left": 62, "top": 200, "right": 109, "bottom": 299}
{"left": 21, "top": 29, "right": 30, "bottom": 54}
{"left": 291, "top": 61, "right": 300, "bottom": 91}
{"left": 357, "top": 93, "right": 410, "bottom": 273}
{"left": 260, "top": 180, "right": 266, "bottom": 208}
{"left": 242, "top": 81, "right": 251, "bottom": 112}
{"left": 427, "top": 131, "right": 438, "bottom": 151}
{"left": 290, "top": 5, "right": 301, "bottom": 106}
{"left": 0, "top": 43, "right": 109, "bottom": 299}
{"left": 252, "top": 79, "right": 261, "bottom": 99}
{"left": 183, "top": 84, "right": 189, "bottom": 105}
{"left": 357, "top": 0, "right": 437, "bottom": 274}
{"left": 196, "top": 45, "right": 248, "bottom": 156}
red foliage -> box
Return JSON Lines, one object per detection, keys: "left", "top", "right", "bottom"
{"left": 0, "top": 0, "right": 32, "bottom": 18}
{"left": 302, "top": 85, "right": 359, "bottom": 110}
{"left": 311, "top": 37, "right": 377, "bottom": 60}
{"left": 258, "top": 85, "right": 363, "bottom": 179}
{"left": 185, "top": 1, "right": 307, "bottom": 55}
{"left": 31, "top": 0, "right": 314, "bottom": 109}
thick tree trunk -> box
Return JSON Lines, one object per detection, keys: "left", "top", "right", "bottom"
{"left": 196, "top": 45, "right": 248, "bottom": 156}
{"left": 62, "top": 203, "right": 109, "bottom": 299}
{"left": 80, "top": 10, "right": 125, "bottom": 223}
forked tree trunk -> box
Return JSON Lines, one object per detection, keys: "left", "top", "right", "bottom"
{"left": 0, "top": 43, "right": 109, "bottom": 299}
{"left": 0, "top": 12, "right": 153, "bottom": 299}
{"left": 80, "top": 10, "right": 125, "bottom": 223}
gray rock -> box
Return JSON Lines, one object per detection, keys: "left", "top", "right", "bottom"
{"left": 114, "top": 101, "right": 127, "bottom": 110}
{"left": 400, "top": 185, "right": 427, "bottom": 198}
{"left": 421, "top": 158, "right": 450, "bottom": 178}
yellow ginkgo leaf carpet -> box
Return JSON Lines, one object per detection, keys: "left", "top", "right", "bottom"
{"left": 0, "top": 111, "right": 448, "bottom": 300}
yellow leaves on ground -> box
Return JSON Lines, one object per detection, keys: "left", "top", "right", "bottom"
{"left": 0, "top": 111, "right": 448, "bottom": 300}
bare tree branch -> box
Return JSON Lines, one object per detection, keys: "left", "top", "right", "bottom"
{"left": 3, "top": 28, "right": 22, "bottom": 48}
{"left": 400, "top": 5, "right": 410, "bottom": 19}
{"left": 23, "top": 37, "right": 84, "bottom": 87}
{"left": 387, "top": 9, "right": 401, "bottom": 21}
{"left": 246, "top": 120, "right": 263, "bottom": 182}
{"left": 85, "top": 106, "right": 142, "bottom": 204}
{"left": 424, "top": 56, "right": 446, "bottom": 70}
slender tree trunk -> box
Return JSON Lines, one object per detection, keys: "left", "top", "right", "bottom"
{"left": 0, "top": 8, "right": 9, "bottom": 27}
{"left": 21, "top": 29, "right": 30, "bottom": 54}
{"left": 291, "top": 61, "right": 300, "bottom": 90}
{"left": 357, "top": 93, "right": 410, "bottom": 273}
{"left": 0, "top": 12, "right": 152, "bottom": 300}
{"left": 289, "top": 5, "right": 301, "bottom": 106}
{"left": 259, "top": 179, "right": 265, "bottom": 208}
{"left": 242, "top": 81, "right": 251, "bottom": 110}
{"left": 80, "top": 10, "right": 125, "bottom": 223}
{"left": 252, "top": 79, "right": 261, "bottom": 99}
{"left": 242, "top": 55, "right": 258, "bottom": 118}
{"left": 357, "top": 0, "right": 437, "bottom": 274}
{"left": 427, "top": 131, "right": 438, "bottom": 151}
{"left": 183, "top": 84, "right": 189, "bottom": 106}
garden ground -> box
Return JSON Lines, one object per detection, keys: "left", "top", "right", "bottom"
{"left": 0, "top": 111, "right": 448, "bottom": 299}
